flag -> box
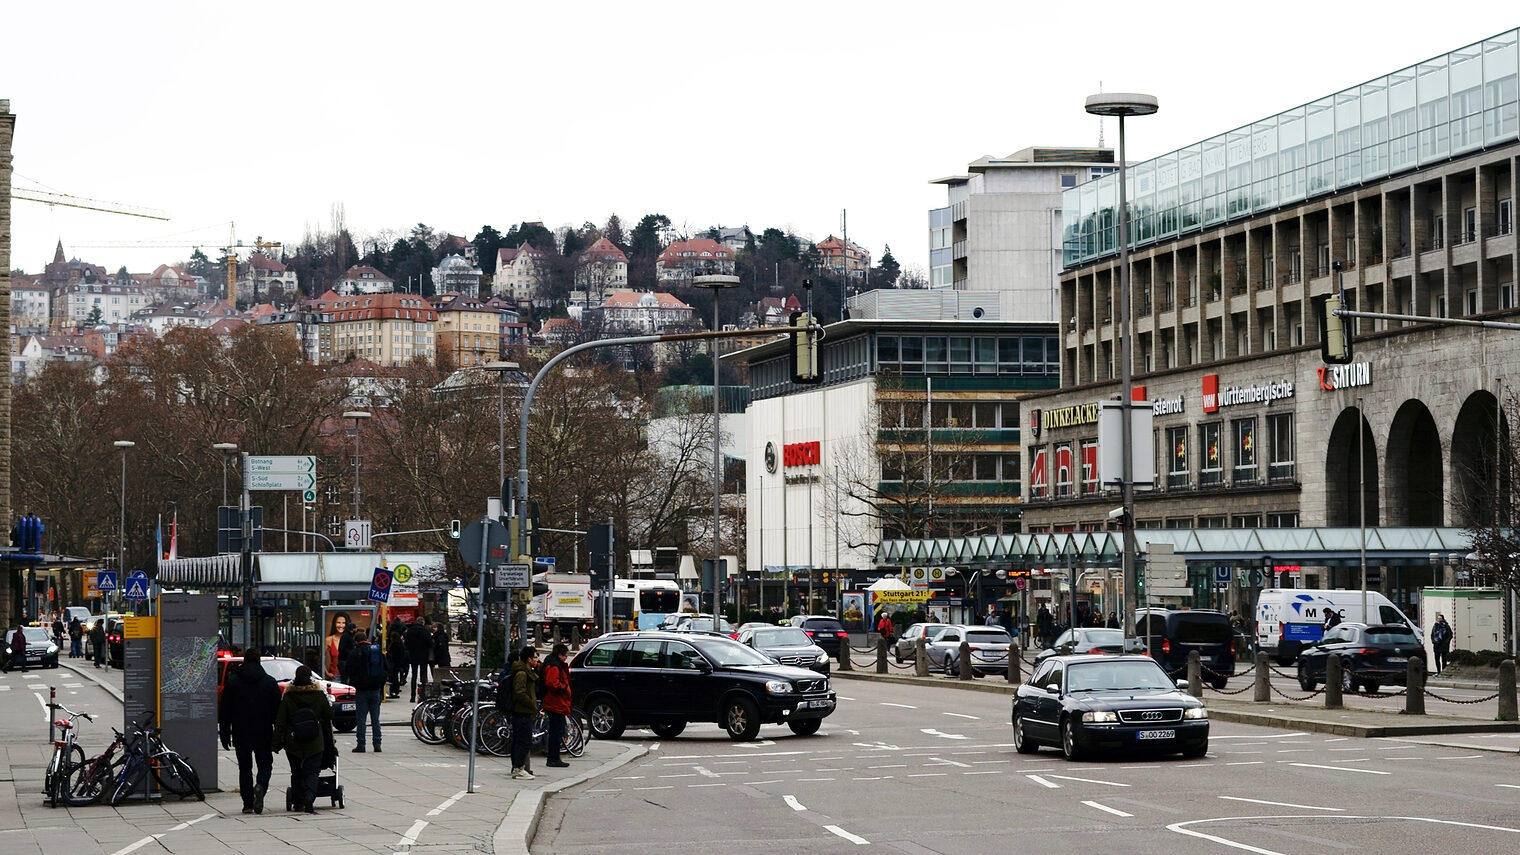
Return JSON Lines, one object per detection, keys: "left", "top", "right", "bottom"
{"left": 168, "top": 511, "right": 178, "bottom": 561}
{"left": 156, "top": 514, "right": 164, "bottom": 564}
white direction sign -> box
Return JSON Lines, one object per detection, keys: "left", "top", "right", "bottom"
{"left": 246, "top": 456, "right": 318, "bottom": 501}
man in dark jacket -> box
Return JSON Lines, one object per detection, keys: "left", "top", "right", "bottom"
{"left": 272, "top": 666, "right": 334, "bottom": 814}
{"left": 337, "top": 623, "right": 359, "bottom": 685}
{"left": 3, "top": 627, "right": 26, "bottom": 672}
{"left": 509, "top": 646, "right": 539, "bottom": 780}
{"left": 387, "top": 618, "right": 408, "bottom": 699}
{"left": 344, "top": 632, "right": 385, "bottom": 753}
{"left": 220, "top": 649, "right": 281, "bottom": 813}
{"left": 90, "top": 619, "right": 106, "bottom": 668}
{"left": 68, "top": 616, "right": 83, "bottom": 659}
{"left": 404, "top": 618, "right": 433, "bottom": 702}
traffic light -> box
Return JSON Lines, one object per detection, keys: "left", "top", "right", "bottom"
{"left": 789, "top": 310, "right": 819, "bottom": 383}
{"left": 1313, "top": 292, "right": 1353, "bottom": 364}
{"left": 448, "top": 519, "right": 461, "bottom": 540}
{"left": 519, "top": 500, "right": 540, "bottom": 558}
{"left": 588, "top": 523, "right": 615, "bottom": 590}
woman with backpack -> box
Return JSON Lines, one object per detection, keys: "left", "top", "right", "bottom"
{"left": 271, "top": 665, "right": 334, "bottom": 814}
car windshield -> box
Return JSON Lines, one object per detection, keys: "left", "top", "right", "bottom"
{"left": 804, "top": 620, "right": 843, "bottom": 633}
{"left": 22, "top": 627, "right": 50, "bottom": 642}
{"left": 754, "top": 628, "right": 812, "bottom": 647}
{"left": 966, "top": 630, "right": 1012, "bottom": 644}
{"left": 701, "top": 639, "right": 785, "bottom": 667}
{"left": 1174, "top": 618, "right": 1232, "bottom": 644}
{"left": 924, "top": 625, "right": 951, "bottom": 640}
{"left": 685, "top": 618, "right": 734, "bottom": 633}
{"left": 260, "top": 658, "right": 301, "bottom": 682}
{"left": 1066, "top": 660, "right": 1174, "bottom": 692}
{"left": 1365, "top": 629, "right": 1419, "bottom": 645}
{"left": 1078, "top": 629, "right": 1125, "bottom": 646}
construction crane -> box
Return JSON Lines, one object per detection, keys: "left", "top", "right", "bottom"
{"left": 75, "top": 223, "right": 282, "bottom": 310}
{"left": 11, "top": 187, "right": 169, "bottom": 221}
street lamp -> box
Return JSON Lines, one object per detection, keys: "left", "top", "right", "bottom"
{"left": 694, "top": 272, "right": 741, "bottom": 620}
{"left": 214, "top": 442, "right": 238, "bottom": 505}
{"left": 1085, "top": 91, "right": 1158, "bottom": 632}
{"left": 483, "top": 362, "right": 520, "bottom": 516}
{"left": 342, "top": 411, "right": 371, "bottom": 523}
{"left": 114, "top": 440, "right": 134, "bottom": 614}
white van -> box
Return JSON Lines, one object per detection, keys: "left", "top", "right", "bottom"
{"left": 1255, "top": 589, "right": 1420, "bottom": 664}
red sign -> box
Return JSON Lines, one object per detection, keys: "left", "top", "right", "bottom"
{"left": 783, "top": 440, "right": 820, "bottom": 467}
{"left": 1030, "top": 448, "right": 1047, "bottom": 498}
{"left": 1202, "top": 373, "right": 1220, "bottom": 413}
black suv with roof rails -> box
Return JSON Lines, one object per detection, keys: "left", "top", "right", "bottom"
{"left": 569, "top": 630, "right": 836, "bottom": 741}
{"left": 1132, "top": 608, "right": 1236, "bottom": 689}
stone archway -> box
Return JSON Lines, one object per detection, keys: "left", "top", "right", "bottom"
{"left": 1325, "top": 406, "right": 1379, "bottom": 527}
{"left": 1450, "top": 390, "right": 1508, "bottom": 527}
{"left": 1385, "top": 400, "right": 1443, "bottom": 525}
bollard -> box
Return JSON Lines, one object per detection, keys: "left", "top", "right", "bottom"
{"left": 876, "top": 636, "right": 888, "bottom": 674}
{"left": 915, "top": 637, "right": 929, "bottom": 678}
{"left": 958, "top": 640, "right": 974, "bottom": 680}
{"left": 1006, "top": 643, "right": 1021, "bottom": 684}
{"left": 1325, "top": 656, "right": 1343, "bottom": 709}
{"left": 1254, "top": 651, "right": 1270, "bottom": 702}
{"left": 1499, "top": 660, "right": 1517, "bottom": 721}
{"left": 1187, "top": 650, "right": 1202, "bottom": 698}
{"left": 838, "top": 638, "right": 852, "bottom": 672}
{"left": 48, "top": 686, "right": 57, "bottom": 742}
{"left": 1404, "top": 655, "right": 1426, "bottom": 715}
{"left": 571, "top": 625, "right": 582, "bottom": 649}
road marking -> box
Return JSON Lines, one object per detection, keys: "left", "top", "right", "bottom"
{"left": 906, "top": 772, "right": 947, "bottom": 778}
{"left": 742, "top": 780, "right": 781, "bottom": 785}
{"left": 1213, "top": 732, "right": 1307, "bottom": 740}
{"left": 867, "top": 764, "right": 906, "bottom": 769}
{"left": 783, "top": 795, "right": 806, "bottom": 811}
{"left": 692, "top": 766, "right": 721, "bottom": 778}
{"left": 824, "top": 825, "right": 870, "bottom": 845}
{"left": 426, "top": 790, "right": 467, "bottom": 816}
{"left": 112, "top": 814, "right": 216, "bottom": 855}
{"left": 1221, "top": 796, "right": 1344, "bottom": 811}
{"left": 881, "top": 702, "right": 917, "bottom": 709}
{"left": 1047, "top": 774, "right": 1129, "bottom": 787}
{"left": 944, "top": 712, "right": 979, "bottom": 719}
{"left": 930, "top": 757, "right": 972, "bottom": 768}
{"left": 1083, "top": 800, "right": 1133, "bottom": 817}
{"left": 631, "top": 785, "right": 674, "bottom": 790}
{"left": 658, "top": 773, "right": 699, "bottom": 779}
{"left": 1026, "top": 774, "right": 1060, "bottom": 789}
{"left": 398, "top": 820, "right": 429, "bottom": 848}
{"left": 1434, "top": 754, "right": 1481, "bottom": 760}
{"left": 964, "top": 770, "right": 1004, "bottom": 775}
{"left": 1170, "top": 815, "right": 1520, "bottom": 855}
{"left": 1288, "top": 763, "right": 1389, "bottom": 775}
{"left": 919, "top": 728, "right": 968, "bottom": 739}
{"left": 1226, "top": 761, "right": 1265, "bottom": 766}
{"left": 1497, "top": 784, "right": 1520, "bottom": 790}
{"left": 852, "top": 775, "right": 893, "bottom": 781}
{"left": 796, "top": 777, "right": 835, "bottom": 782}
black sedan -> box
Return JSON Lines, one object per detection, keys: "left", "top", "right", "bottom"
{"left": 737, "top": 626, "right": 831, "bottom": 674}
{"left": 570, "top": 631, "right": 836, "bottom": 741}
{"left": 1011, "top": 654, "right": 1208, "bottom": 760}
{"left": 1295, "top": 622, "right": 1424, "bottom": 693}
{"left": 1034, "top": 627, "right": 1147, "bottom": 663}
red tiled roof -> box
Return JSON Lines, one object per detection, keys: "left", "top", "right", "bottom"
{"left": 315, "top": 292, "right": 438, "bottom": 322}
{"left": 599, "top": 291, "right": 693, "bottom": 310}
{"left": 247, "top": 253, "right": 286, "bottom": 272}
{"left": 658, "top": 238, "right": 730, "bottom": 263}
{"left": 338, "top": 265, "right": 393, "bottom": 282}
{"left": 580, "top": 237, "right": 627, "bottom": 264}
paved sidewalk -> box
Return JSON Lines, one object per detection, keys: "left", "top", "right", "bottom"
{"left": 0, "top": 659, "right": 640, "bottom": 855}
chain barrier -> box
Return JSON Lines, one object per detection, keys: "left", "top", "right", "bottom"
{"left": 1268, "top": 682, "right": 1324, "bottom": 701}
{"left": 1423, "top": 687, "right": 1501, "bottom": 704}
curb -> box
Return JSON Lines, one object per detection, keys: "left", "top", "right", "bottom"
{"left": 58, "top": 658, "right": 124, "bottom": 702}
{"left": 491, "top": 743, "right": 646, "bottom": 855}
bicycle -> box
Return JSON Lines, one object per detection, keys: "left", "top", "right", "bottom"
{"left": 531, "top": 707, "right": 586, "bottom": 758}
{"left": 107, "top": 717, "right": 203, "bottom": 805}
{"left": 56, "top": 714, "right": 147, "bottom": 807}
{"left": 411, "top": 679, "right": 493, "bottom": 746}
{"left": 45, "top": 705, "right": 93, "bottom": 806}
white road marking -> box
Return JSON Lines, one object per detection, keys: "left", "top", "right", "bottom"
{"left": 837, "top": 696, "right": 855, "bottom": 701}
{"left": 742, "top": 780, "right": 781, "bottom": 785}
{"left": 1434, "top": 754, "right": 1481, "bottom": 760}
{"left": 398, "top": 820, "right": 429, "bottom": 848}
{"left": 1047, "top": 774, "right": 1129, "bottom": 787}
{"left": 1083, "top": 800, "right": 1133, "bottom": 817}
{"left": 1288, "top": 763, "right": 1389, "bottom": 775}
{"left": 1226, "top": 761, "right": 1265, "bottom": 766}
{"left": 944, "top": 712, "right": 979, "bottom": 719}
{"left": 824, "top": 825, "right": 870, "bottom": 845}
{"left": 1497, "top": 784, "right": 1520, "bottom": 790}
{"left": 692, "top": 766, "right": 721, "bottom": 778}
{"left": 688, "top": 783, "right": 725, "bottom": 788}
{"left": 906, "top": 772, "right": 947, "bottom": 778}
{"left": 1213, "top": 732, "right": 1307, "bottom": 739}
{"left": 426, "top": 790, "right": 467, "bottom": 816}
{"left": 631, "top": 785, "right": 674, "bottom": 791}
{"left": 1170, "top": 815, "right": 1520, "bottom": 855}
{"left": 112, "top": 814, "right": 216, "bottom": 855}
{"left": 881, "top": 702, "right": 917, "bottom": 709}
{"left": 1026, "top": 774, "right": 1060, "bottom": 788}
{"left": 783, "top": 795, "right": 806, "bottom": 811}
{"left": 930, "top": 757, "right": 972, "bottom": 768}
{"left": 867, "top": 764, "right": 907, "bottom": 769}
{"left": 919, "top": 728, "right": 968, "bottom": 739}
{"left": 1221, "top": 796, "right": 1344, "bottom": 811}
{"left": 964, "top": 770, "right": 1004, "bottom": 775}
{"left": 736, "top": 739, "right": 777, "bottom": 748}
{"left": 796, "top": 777, "right": 835, "bottom": 782}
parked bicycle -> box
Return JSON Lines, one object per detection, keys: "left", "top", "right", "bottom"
{"left": 108, "top": 717, "right": 203, "bottom": 805}
{"left": 411, "top": 678, "right": 495, "bottom": 746}
{"left": 56, "top": 714, "right": 149, "bottom": 807}
{"left": 45, "top": 705, "right": 93, "bottom": 806}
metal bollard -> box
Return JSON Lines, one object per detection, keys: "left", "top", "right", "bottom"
{"left": 915, "top": 637, "right": 929, "bottom": 677}
{"left": 1324, "top": 656, "right": 1343, "bottom": 709}
{"left": 1405, "top": 656, "right": 1426, "bottom": 715}
{"left": 1006, "top": 644, "right": 1021, "bottom": 684}
{"left": 571, "top": 625, "right": 582, "bottom": 648}
{"left": 1187, "top": 650, "right": 1202, "bottom": 698}
{"left": 838, "top": 638, "right": 852, "bottom": 672}
{"left": 958, "top": 640, "right": 973, "bottom": 680}
{"left": 1499, "top": 660, "right": 1517, "bottom": 721}
{"left": 48, "top": 686, "right": 57, "bottom": 742}
{"left": 876, "top": 636, "right": 888, "bottom": 674}
{"left": 1254, "top": 651, "right": 1270, "bottom": 702}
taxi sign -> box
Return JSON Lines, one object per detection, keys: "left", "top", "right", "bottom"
{"left": 369, "top": 567, "right": 393, "bottom": 603}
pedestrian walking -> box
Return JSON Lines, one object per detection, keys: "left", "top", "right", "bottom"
{"left": 3, "top": 626, "right": 26, "bottom": 672}
{"left": 386, "top": 618, "right": 408, "bottom": 699}
{"left": 90, "top": 619, "right": 106, "bottom": 668}
{"left": 1430, "top": 612, "right": 1453, "bottom": 675}
{"left": 508, "top": 645, "right": 539, "bottom": 780}
{"left": 432, "top": 622, "right": 451, "bottom": 672}
{"left": 68, "top": 616, "right": 82, "bottom": 659}
{"left": 344, "top": 632, "right": 386, "bottom": 753}
{"left": 1036, "top": 605, "right": 1054, "bottom": 648}
{"left": 219, "top": 649, "right": 281, "bottom": 814}
{"left": 875, "top": 611, "right": 894, "bottom": 645}
{"left": 541, "top": 642, "right": 572, "bottom": 768}
{"left": 405, "top": 618, "right": 433, "bottom": 702}
{"left": 271, "top": 665, "right": 334, "bottom": 814}
{"left": 51, "top": 615, "right": 65, "bottom": 649}
{"left": 337, "top": 623, "right": 359, "bottom": 685}
{"left": 1106, "top": 611, "right": 1120, "bottom": 629}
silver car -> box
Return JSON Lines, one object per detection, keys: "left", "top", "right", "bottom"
{"left": 738, "top": 626, "right": 831, "bottom": 674}
{"left": 927, "top": 625, "right": 1015, "bottom": 676}
{"left": 893, "top": 623, "right": 951, "bottom": 663}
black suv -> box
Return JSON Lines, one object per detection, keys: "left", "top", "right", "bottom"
{"left": 1132, "top": 608, "right": 1236, "bottom": 689}
{"left": 569, "top": 631, "right": 837, "bottom": 741}
{"left": 788, "top": 615, "right": 848, "bottom": 657}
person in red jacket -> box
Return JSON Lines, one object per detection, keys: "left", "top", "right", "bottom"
{"left": 541, "top": 642, "right": 573, "bottom": 768}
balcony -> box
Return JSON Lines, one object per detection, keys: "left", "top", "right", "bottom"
{"left": 952, "top": 240, "right": 967, "bottom": 261}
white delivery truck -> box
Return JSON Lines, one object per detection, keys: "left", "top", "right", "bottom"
{"left": 528, "top": 572, "right": 594, "bottom": 640}
{"left": 1255, "top": 588, "right": 1420, "bottom": 664}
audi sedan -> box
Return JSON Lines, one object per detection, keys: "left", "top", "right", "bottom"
{"left": 1011, "top": 654, "right": 1208, "bottom": 760}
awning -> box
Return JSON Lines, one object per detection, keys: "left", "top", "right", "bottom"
{"left": 153, "top": 552, "right": 447, "bottom": 594}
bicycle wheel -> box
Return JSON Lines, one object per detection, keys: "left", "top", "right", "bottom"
{"left": 46, "top": 743, "right": 85, "bottom": 801}
{"left": 475, "top": 709, "right": 511, "bottom": 757}
{"left": 562, "top": 713, "right": 586, "bottom": 758}
{"left": 449, "top": 705, "right": 474, "bottom": 750}
{"left": 411, "top": 700, "right": 448, "bottom": 745}
{"left": 152, "top": 753, "right": 203, "bottom": 800}
{"left": 58, "top": 754, "right": 112, "bottom": 806}
{"left": 108, "top": 757, "right": 147, "bottom": 806}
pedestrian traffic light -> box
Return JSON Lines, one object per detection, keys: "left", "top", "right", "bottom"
{"left": 448, "top": 519, "right": 461, "bottom": 540}
{"left": 789, "top": 310, "right": 819, "bottom": 384}
{"left": 1313, "top": 292, "right": 1353, "bottom": 364}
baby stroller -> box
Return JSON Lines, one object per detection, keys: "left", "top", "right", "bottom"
{"left": 285, "top": 752, "right": 344, "bottom": 811}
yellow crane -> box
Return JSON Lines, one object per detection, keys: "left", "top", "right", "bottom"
{"left": 11, "top": 187, "right": 169, "bottom": 221}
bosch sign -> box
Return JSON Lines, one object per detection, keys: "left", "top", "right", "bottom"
{"left": 783, "top": 441, "right": 821, "bottom": 467}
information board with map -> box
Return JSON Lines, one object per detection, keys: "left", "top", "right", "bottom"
{"left": 158, "top": 594, "right": 219, "bottom": 790}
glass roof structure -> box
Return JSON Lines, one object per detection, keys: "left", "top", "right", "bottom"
{"left": 1062, "top": 29, "right": 1520, "bottom": 267}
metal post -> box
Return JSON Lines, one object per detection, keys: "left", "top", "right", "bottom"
{"left": 1358, "top": 394, "right": 1367, "bottom": 617}
{"left": 114, "top": 441, "right": 134, "bottom": 618}
{"left": 466, "top": 516, "right": 491, "bottom": 793}
{"left": 240, "top": 452, "right": 252, "bottom": 654}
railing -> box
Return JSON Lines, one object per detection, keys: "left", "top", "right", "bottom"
{"left": 1393, "top": 243, "right": 1413, "bottom": 259}
{"left": 1256, "top": 279, "right": 1275, "bottom": 291}
{"left": 1281, "top": 271, "right": 1303, "bottom": 285}
{"left": 1419, "top": 237, "right": 1444, "bottom": 252}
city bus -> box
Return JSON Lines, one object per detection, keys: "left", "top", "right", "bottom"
{"left": 611, "top": 578, "right": 682, "bottom": 630}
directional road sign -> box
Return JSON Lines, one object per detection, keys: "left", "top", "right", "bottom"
{"left": 246, "top": 456, "right": 318, "bottom": 502}
{"left": 96, "top": 570, "right": 118, "bottom": 592}
{"left": 369, "top": 567, "right": 393, "bottom": 603}
{"left": 123, "top": 570, "right": 151, "bottom": 601}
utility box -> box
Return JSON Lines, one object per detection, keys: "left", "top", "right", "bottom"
{"left": 1421, "top": 587, "right": 1505, "bottom": 652}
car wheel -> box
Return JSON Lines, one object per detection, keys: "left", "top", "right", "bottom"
{"left": 1208, "top": 675, "right": 1228, "bottom": 691}
{"left": 1297, "top": 661, "right": 1316, "bottom": 692}
{"left": 586, "top": 696, "right": 625, "bottom": 740}
{"left": 333, "top": 721, "right": 355, "bottom": 734}
{"left": 1060, "top": 718, "right": 1084, "bottom": 761}
{"left": 1181, "top": 740, "right": 1208, "bottom": 758}
{"left": 723, "top": 697, "right": 762, "bottom": 741}
{"left": 1363, "top": 683, "right": 1380, "bottom": 694}
{"left": 650, "top": 721, "right": 686, "bottom": 739}
{"left": 1013, "top": 712, "right": 1037, "bottom": 754}
{"left": 788, "top": 718, "right": 821, "bottom": 736}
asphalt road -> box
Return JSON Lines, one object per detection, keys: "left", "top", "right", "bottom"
{"left": 533, "top": 677, "right": 1520, "bottom": 854}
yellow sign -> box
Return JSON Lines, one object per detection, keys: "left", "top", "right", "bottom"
{"left": 84, "top": 570, "right": 103, "bottom": 599}
{"left": 873, "top": 590, "right": 933, "bottom": 604}
{"left": 123, "top": 616, "right": 159, "bottom": 639}
{"left": 394, "top": 564, "right": 413, "bottom": 584}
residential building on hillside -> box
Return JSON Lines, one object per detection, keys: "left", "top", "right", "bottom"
{"left": 929, "top": 146, "right": 1118, "bottom": 323}
{"left": 431, "top": 254, "right": 483, "bottom": 296}
{"left": 333, "top": 265, "right": 395, "bottom": 296}
{"left": 258, "top": 306, "right": 333, "bottom": 364}
{"left": 42, "top": 241, "right": 108, "bottom": 289}
{"left": 575, "top": 237, "right": 628, "bottom": 301}
{"left": 656, "top": 238, "right": 734, "bottom": 283}
{"left": 135, "top": 264, "right": 202, "bottom": 303}
{"left": 430, "top": 292, "right": 500, "bottom": 367}
{"left": 238, "top": 253, "right": 299, "bottom": 303}
{"left": 494, "top": 245, "right": 550, "bottom": 302}
{"left": 56, "top": 282, "right": 151, "bottom": 327}
{"left": 596, "top": 290, "right": 697, "bottom": 335}
{"left": 11, "top": 282, "right": 49, "bottom": 329}
{"left": 814, "top": 235, "right": 871, "bottom": 278}
{"left": 537, "top": 316, "right": 581, "bottom": 346}
{"left": 131, "top": 302, "right": 213, "bottom": 336}
{"left": 716, "top": 226, "right": 754, "bottom": 254}
{"left": 315, "top": 291, "right": 437, "bottom": 367}
{"left": 483, "top": 296, "right": 528, "bottom": 350}
{"left": 744, "top": 294, "right": 802, "bottom": 327}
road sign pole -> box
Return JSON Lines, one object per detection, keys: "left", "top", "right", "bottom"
{"left": 466, "top": 513, "right": 491, "bottom": 794}
{"left": 240, "top": 452, "right": 253, "bottom": 655}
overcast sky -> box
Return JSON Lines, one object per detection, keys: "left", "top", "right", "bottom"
{"left": 2, "top": 2, "right": 1507, "bottom": 281}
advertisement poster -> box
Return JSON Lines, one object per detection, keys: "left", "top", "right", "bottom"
{"left": 321, "top": 605, "right": 376, "bottom": 681}
{"left": 841, "top": 592, "right": 865, "bottom": 629}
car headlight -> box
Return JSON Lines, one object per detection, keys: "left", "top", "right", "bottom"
{"left": 765, "top": 680, "right": 794, "bottom": 694}
{"left": 1184, "top": 706, "right": 1208, "bottom": 720}
{"left": 1082, "top": 710, "right": 1120, "bottom": 723}
{"left": 815, "top": 652, "right": 829, "bottom": 664}
{"left": 47, "top": 644, "right": 58, "bottom": 655}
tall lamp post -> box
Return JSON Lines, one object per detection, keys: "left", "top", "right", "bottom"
{"left": 1085, "top": 92, "right": 1159, "bottom": 630}
{"left": 342, "top": 411, "right": 371, "bottom": 525}
{"left": 694, "top": 272, "right": 740, "bottom": 619}
{"left": 214, "top": 442, "right": 238, "bottom": 506}
{"left": 113, "top": 440, "right": 134, "bottom": 615}
{"left": 483, "top": 362, "right": 520, "bottom": 515}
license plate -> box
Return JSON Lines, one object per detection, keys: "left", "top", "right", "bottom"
{"left": 803, "top": 699, "right": 831, "bottom": 709}
{"left": 1135, "top": 729, "right": 1175, "bottom": 740}
{"left": 1386, "top": 656, "right": 1407, "bottom": 663}
{"left": 339, "top": 702, "right": 356, "bottom": 712}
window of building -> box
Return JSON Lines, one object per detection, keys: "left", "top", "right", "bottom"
{"left": 1501, "top": 199, "right": 1513, "bottom": 235}
{"left": 1197, "top": 515, "right": 1228, "bottom": 529}
{"left": 1233, "top": 418, "right": 1257, "bottom": 482}
{"left": 1266, "top": 512, "right": 1299, "bottom": 528}
{"left": 1054, "top": 443, "right": 1074, "bottom": 498}
{"left": 1029, "top": 447, "right": 1047, "bottom": 499}
{"left": 1468, "top": 288, "right": 1479, "bottom": 315}
{"left": 1080, "top": 440, "right": 1098, "bottom": 495}
{"left": 1061, "top": 173, "right": 1078, "bottom": 188}
{"left": 1268, "top": 413, "right": 1295, "bottom": 481}
{"left": 1503, "top": 282, "right": 1515, "bottom": 310}
{"left": 1232, "top": 514, "right": 1262, "bottom": 528}
{"left": 1463, "top": 206, "right": 1477, "bottom": 243}
{"left": 1166, "top": 426, "right": 1189, "bottom": 489}
{"left": 1200, "top": 423, "right": 1223, "bottom": 485}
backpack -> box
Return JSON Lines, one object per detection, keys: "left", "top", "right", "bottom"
{"left": 365, "top": 643, "right": 385, "bottom": 680}
{"left": 289, "top": 705, "right": 319, "bottom": 742}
